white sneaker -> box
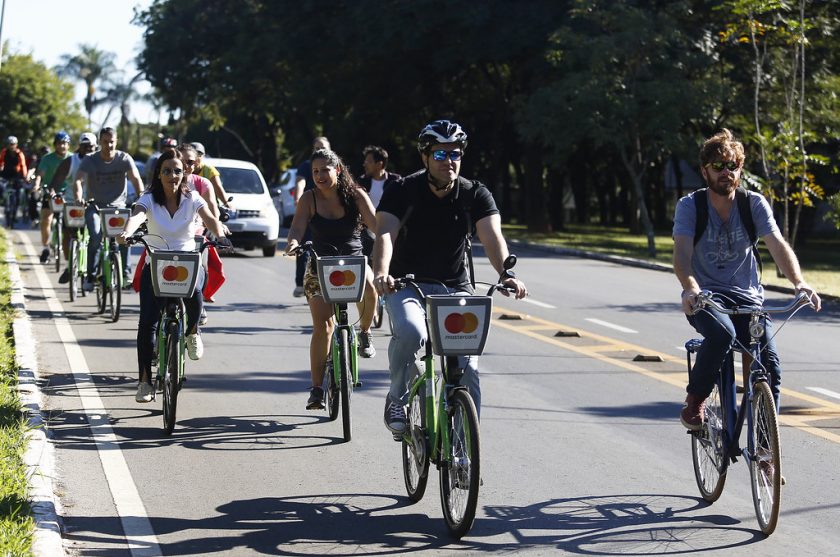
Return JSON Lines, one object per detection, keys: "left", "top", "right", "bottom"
{"left": 186, "top": 333, "right": 204, "bottom": 360}
{"left": 292, "top": 285, "right": 305, "bottom": 298}
{"left": 135, "top": 382, "right": 154, "bottom": 403}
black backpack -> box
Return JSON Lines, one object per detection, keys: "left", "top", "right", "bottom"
{"left": 693, "top": 187, "right": 762, "bottom": 274}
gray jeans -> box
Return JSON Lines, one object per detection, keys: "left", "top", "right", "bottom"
{"left": 384, "top": 284, "right": 481, "bottom": 415}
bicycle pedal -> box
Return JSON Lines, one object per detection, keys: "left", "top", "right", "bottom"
{"left": 355, "top": 381, "right": 363, "bottom": 388}
{"left": 392, "top": 433, "right": 403, "bottom": 442}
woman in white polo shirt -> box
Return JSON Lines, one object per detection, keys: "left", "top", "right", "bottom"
{"left": 118, "top": 149, "right": 230, "bottom": 403}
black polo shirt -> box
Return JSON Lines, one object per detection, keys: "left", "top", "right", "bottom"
{"left": 378, "top": 170, "right": 499, "bottom": 287}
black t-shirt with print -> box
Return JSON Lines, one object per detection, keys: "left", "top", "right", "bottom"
{"left": 377, "top": 170, "right": 499, "bottom": 287}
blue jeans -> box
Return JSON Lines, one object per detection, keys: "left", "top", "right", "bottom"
{"left": 385, "top": 284, "right": 481, "bottom": 416}
{"left": 85, "top": 205, "right": 128, "bottom": 279}
{"left": 687, "top": 308, "right": 782, "bottom": 408}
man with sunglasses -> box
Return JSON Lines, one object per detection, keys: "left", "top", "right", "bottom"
{"left": 74, "top": 127, "right": 144, "bottom": 291}
{"left": 373, "top": 119, "right": 528, "bottom": 436}
{"left": 673, "top": 128, "right": 821, "bottom": 431}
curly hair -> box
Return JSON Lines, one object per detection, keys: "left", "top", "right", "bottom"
{"left": 699, "top": 128, "right": 745, "bottom": 168}
{"left": 310, "top": 148, "right": 361, "bottom": 229}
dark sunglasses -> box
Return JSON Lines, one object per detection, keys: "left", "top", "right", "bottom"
{"left": 706, "top": 161, "right": 740, "bottom": 172}
{"left": 431, "top": 149, "right": 463, "bottom": 162}
{"left": 161, "top": 167, "right": 184, "bottom": 176}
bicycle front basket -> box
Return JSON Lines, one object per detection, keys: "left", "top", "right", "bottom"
{"left": 64, "top": 204, "right": 86, "bottom": 228}
{"left": 49, "top": 196, "right": 66, "bottom": 214}
{"left": 316, "top": 255, "right": 367, "bottom": 303}
{"left": 149, "top": 250, "right": 201, "bottom": 298}
{"left": 426, "top": 295, "right": 493, "bottom": 356}
{"left": 99, "top": 207, "right": 131, "bottom": 238}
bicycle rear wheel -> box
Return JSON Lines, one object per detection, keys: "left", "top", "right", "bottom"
{"left": 162, "top": 323, "right": 180, "bottom": 434}
{"left": 95, "top": 273, "right": 106, "bottom": 314}
{"left": 439, "top": 388, "right": 480, "bottom": 539}
{"left": 402, "top": 367, "right": 429, "bottom": 502}
{"left": 691, "top": 383, "right": 727, "bottom": 502}
{"left": 108, "top": 250, "right": 122, "bottom": 322}
{"left": 339, "top": 328, "right": 353, "bottom": 442}
{"left": 750, "top": 381, "right": 781, "bottom": 535}
{"left": 372, "top": 298, "right": 383, "bottom": 329}
{"left": 324, "top": 355, "right": 339, "bottom": 421}
{"left": 68, "top": 238, "right": 78, "bottom": 302}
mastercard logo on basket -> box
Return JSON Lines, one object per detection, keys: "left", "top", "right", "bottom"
{"left": 108, "top": 216, "right": 126, "bottom": 227}
{"left": 68, "top": 208, "right": 84, "bottom": 218}
{"left": 444, "top": 312, "right": 479, "bottom": 334}
{"left": 329, "top": 270, "right": 357, "bottom": 287}
{"left": 162, "top": 265, "right": 190, "bottom": 282}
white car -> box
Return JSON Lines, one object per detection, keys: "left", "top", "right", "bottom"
{"left": 269, "top": 168, "right": 297, "bottom": 228}
{"left": 212, "top": 158, "right": 280, "bottom": 257}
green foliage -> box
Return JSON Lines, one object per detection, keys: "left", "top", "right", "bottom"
{"left": 0, "top": 52, "right": 86, "bottom": 150}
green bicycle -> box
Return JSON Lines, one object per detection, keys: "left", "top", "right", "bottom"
{"left": 396, "top": 254, "right": 517, "bottom": 538}
{"left": 47, "top": 193, "right": 66, "bottom": 272}
{"left": 64, "top": 203, "right": 88, "bottom": 301}
{"left": 127, "top": 232, "right": 226, "bottom": 434}
{"left": 294, "top": 242, "right": 365, "bottom": 442}
{"left": 94, "top": 204, "right": 130, "bottom": 322}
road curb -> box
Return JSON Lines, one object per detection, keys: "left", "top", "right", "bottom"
{"left": 7, "top": 241, "right": 66, "bottom": 557}
{"left": 508, "top": 238, "right": 839, "bottom": 302}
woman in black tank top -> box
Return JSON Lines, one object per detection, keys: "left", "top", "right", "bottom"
{"left": 285, "top": 149, "right": 378, "bottom": 409}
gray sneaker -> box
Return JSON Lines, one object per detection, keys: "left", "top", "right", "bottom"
{"left": 384, "top": 396, "right": 406, "bottom": 435}
{"left": 358, "top": 331, "right": 375, "bottom": 358}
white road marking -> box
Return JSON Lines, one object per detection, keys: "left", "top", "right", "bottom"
{"left": 521, "top": 297, "right": 555, "bottom": 309}
{"left": 585, "top": 318, "right": 638, "bottom": 334}
{"left": 20, "top": 233, "right": 161, "bottom": 557}
{"left": 807, "top": 387, "right": 840, "bottom": 401}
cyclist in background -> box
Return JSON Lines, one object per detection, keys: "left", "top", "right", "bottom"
{"left": 1, "top": 136, "right": 29, "bottom": 218}
{"left": 33, "top": 132, "right": 73, "bottom": 263}
{"left": 285, "top": 148, "right": 378, "bottom": 410}
{"left": 73, "top": 127, "right": 143, "bottom": 291}
{"left": 118, "top": 149, "right": 231, "bottom": 403}
{"left": 191, "top": 142, "right": 233, "bottom": 214}
{"left": 49, "top": 133, "right": 98, "bottom": 283}
{"left": 672, "top": 128, "right": 821, "bottom": 430}
{"left": 358, "top": 145, "right": 400, "bottom": 260}
{"left": 372, "top": 120, "right": 527, "bottom": 436}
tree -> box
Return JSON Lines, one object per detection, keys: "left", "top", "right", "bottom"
{"left": 0, "top": 51, "right": 86, "bottom": 149}
{"left": 55, "top": 44, "right": 117, "bottom": 128}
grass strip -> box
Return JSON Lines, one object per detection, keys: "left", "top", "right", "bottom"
{"left": 0, "top": 228, "right": 34, "bottom": 556}
{"left": 504, "top": 223, "right": 840, "bottom": 298}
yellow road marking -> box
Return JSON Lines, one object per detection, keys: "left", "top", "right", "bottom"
{"left": 490, "top": 306, "right": 840, "bottom": 442}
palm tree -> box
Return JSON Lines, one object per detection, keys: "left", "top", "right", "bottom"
{"left": 55, "top": 44, "right": 117, "bottom": 127}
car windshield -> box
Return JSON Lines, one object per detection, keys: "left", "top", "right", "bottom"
{"left": 217, "top": 167, "right": 264, "bottom": 194}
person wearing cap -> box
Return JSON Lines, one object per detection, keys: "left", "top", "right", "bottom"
{"left": 74, "top": 127, "right": 144, "bottom": 290}
{"left": 49, "top": 132, "right": 98, "bottom": 283}
{"left": 33, "top": 132, "right": 73, "bottom": 263}
{"left": 146, "top": 137, "right": 178, "bottom": 186}
{"left": 191, "top": 142, "right": 232, "bottom": 212}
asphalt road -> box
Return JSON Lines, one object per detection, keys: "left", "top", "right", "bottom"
{"left": 10, "top": 226, "right": 840, "bottom": 556}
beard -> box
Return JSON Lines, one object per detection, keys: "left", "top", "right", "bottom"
{"left": 706, "top": 175, "right": 739, "bottom": 196}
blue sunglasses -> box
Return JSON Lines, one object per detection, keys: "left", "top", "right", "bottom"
{"left": 431, "top": 149, "right": 463, "bottom": 162}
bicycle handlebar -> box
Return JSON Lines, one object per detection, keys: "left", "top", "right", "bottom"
{"left": 694, "top": 290, "right": 814, "bottom": 316}
{"left": 126, "top": 232, "right": 231, "bottom": 254}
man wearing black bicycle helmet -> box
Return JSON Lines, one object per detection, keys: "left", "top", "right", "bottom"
{"left": 372, "top": 119, "right": 527, "bottom": 436}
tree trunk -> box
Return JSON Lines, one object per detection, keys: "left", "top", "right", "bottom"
{"left": 524, "top": 148, "right": 551, "bottom": 233}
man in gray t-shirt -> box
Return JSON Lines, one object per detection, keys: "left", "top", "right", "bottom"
{"left": 672, "top": 128, "right": 821, "bottom": 432}
{"left": 74, "top": 127, "right": 144, "bottom": 288}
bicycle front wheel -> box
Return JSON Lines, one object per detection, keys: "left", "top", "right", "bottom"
{"left": 68, "top": 238, "right": 78, "bottom": 302}
{"left": 108, "top": 250, "right": 122, "bottom": 322}
{"left": 402, "top": 368, "right": 429, "bottom": 502}
{"left": 162, "top": 324, "right": 180, "bottom": 435}
{"left": 372, "top": 299, "right": 383, "bottom": 329}
{"left": 691, "top": 383, "right": 727, "bottom": 502}
{"left": 439, "top": 388, "right": 480, "bottom": 539}
{"left": 750, "top": 381, "right": 782, "bottom": 535}
{"left": 339, "top": 328, "right": 353, "bottom": 442}
{"left": 54, "top": 222, "right": 63, "bottom": 273}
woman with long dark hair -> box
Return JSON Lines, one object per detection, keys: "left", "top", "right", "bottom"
{"left": 286, "top": 148, "right": 377, "bottom": 409}
{"left": 118, "top": 150, "right": 230, "bottom": 403}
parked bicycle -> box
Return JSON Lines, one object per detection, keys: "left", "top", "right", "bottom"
{"left": 289, "top": 241, "right": 366, "bottom": 442}
{"left": 64, "top": 202, "right": 89, "bottom": 301}
{"left": 397, "top": 254, "right": 517, "bottom": 538}
{"left": 127, "top": 232, "right": 227, "bottom": 434}
{"left": 686, "top": 290, "right": 815, "bottom": 535}
{"left": 91, "top": 203, "right": 130, "bottom": 322}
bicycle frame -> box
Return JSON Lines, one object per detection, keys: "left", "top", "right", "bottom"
{"left": 330, "top": 302, "right": 359, "bottom": 393}
{"left": 155, "top": 298, "right": 187, "bottom": 391}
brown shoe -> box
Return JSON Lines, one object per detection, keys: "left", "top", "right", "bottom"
{"left": 680, "top": 392, "right": 706, "bottom": 431}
